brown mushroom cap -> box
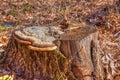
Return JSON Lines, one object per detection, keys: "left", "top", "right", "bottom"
{"left": 13, "top": 26, "right": 64, "bottom": 51}
{"left": 13, "top": 33, "right": 32, "bottom": 45}
{"left": 28, "top": 45, "right": 57, "bottom": 51}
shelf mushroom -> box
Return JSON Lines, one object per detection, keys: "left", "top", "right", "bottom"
{"left": 13, "top": 26, "right": 64, "bottom": 51}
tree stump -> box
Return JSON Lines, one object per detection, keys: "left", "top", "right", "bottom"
{"left": 5, "top": 26, "right": 99, "bottom": 80}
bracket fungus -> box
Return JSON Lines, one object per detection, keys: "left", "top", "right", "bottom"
{"left": 13, "top": 26, "right": 64, "bottom": 51}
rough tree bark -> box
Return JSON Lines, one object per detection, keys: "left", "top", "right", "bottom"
{"left": 4, "top": 26, "right": 100, "bottom": 80}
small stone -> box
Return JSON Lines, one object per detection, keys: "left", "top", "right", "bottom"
{"left": 0, "top": 49, "right": 4, "bottom": 53}
{"left": 0, "top": 44, "right": 3, "bottom": 48}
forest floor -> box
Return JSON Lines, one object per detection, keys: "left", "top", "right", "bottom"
{"left": 0, "top": 0, "right": 119, "bottom": 79}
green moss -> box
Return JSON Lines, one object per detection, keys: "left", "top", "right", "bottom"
{"left": 56, "top": 72, "right": 64, "bottom": 80}
{"left": 22, "top": 3, "right": 32, "bottom": 14}
{"left": 0, "top": 25, "right": 12, "bottom": 33}
{"left": 8, "top": 10, "right": 18, "bottom": 17}
{"left": 67, "top": 73, "right": 76, "bottom": 80}
{"left": 53, "top": 49, "right": 77, "bottom": 80}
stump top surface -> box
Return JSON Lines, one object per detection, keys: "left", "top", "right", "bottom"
{"left": 60, "top": 27, "right": 97, "bottom": 40}
{"left": 14, "top": 26, "right": 64, "bottom": 43}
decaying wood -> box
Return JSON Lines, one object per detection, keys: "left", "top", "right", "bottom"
{"left": 4, "top": 26, "right": 100, "bottom": 80}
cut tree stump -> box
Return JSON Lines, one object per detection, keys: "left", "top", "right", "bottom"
{"left": 4, "top": 26, "right": 100, "bottom": 80}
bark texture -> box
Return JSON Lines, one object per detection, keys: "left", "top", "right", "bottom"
{"left": 4, "top": 26, "right": 99, "bottom": 80}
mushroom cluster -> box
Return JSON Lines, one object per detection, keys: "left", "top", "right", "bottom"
{"left": 13, "top": 26, "right": 64, "bottom": 51}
